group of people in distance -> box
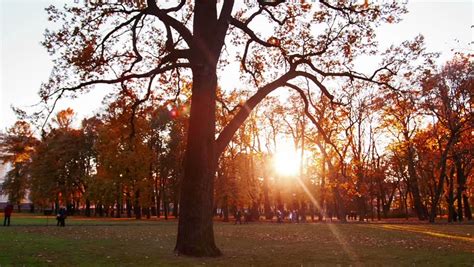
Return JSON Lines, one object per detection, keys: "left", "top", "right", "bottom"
{"left": 234, "top": 209, "right": 250, "bottom": 224}
{"left": 3, "top": 203, "right": 68, "bottom": 227}
{"left": 276, "top": 209, "right": 305, "bottom": 223}
{"left": 233, "top": 208, "right": 305, "bottom": 224}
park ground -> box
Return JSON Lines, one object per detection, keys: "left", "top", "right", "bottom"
{"left": 0, "top": 215, "right": 473, "bottom": 266}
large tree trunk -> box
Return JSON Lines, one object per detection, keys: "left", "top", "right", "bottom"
{"left": 174, "top": 10, "right": 220, "bottom": 253}
{"left": 174, "top": 0, "right": 233, "bottom": 257}
{"left": 174, "top": 67, "right": 220, "bottom": 255}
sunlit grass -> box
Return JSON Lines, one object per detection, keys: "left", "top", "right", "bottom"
{"left": 0, "top": 216, "right": 473, "bottom": 266}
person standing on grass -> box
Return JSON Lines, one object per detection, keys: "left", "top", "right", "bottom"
{"left": 276, "top": 209, "right": 283, "bottom": 223}
{"left": 234, "top": 209, "right": 242, "bottom": 225}
{"left": 57, "top": 207, "right": 67, "bottom": 227}
{"left": 3, "top": 203, "right": 13, "bottom": 226}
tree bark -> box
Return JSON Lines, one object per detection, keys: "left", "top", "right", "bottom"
{"left": 429, "top": 135, "right": 456, "bottom": 223}
{"left": 174, "top": 65, "right": 220, "bottom": 255}
{"left": 447, "top": 166, "right": 455, "bottom": 222}
{"left": 222, "top": 195, "right": 229, "bottom": 222}
{"left": 134, "top": 189, "right": 142, "bottom": 220}
{"left": 263, "top": 171, "right": 272, "bottom": 220}
{"left": 319, "top": 152, "right": 326, "bottom": 221}
{"left": 406, "top": 141, "right": 427, "bottom": 220}
{"left": 462, "top": 194, "right": 472, "bottom": 220}
{"left": 175, "top": 9, "right": 221, "bottom": 253}
{"left": 85, "top": 199, "right": 91, "bottom": 217}
{"left": 173, "top": 0, "right": 235, "bottom": 256}
{"left": 126, "top": 192, "right": 132, "bottom": 218}
{"left": 454, "top": 154, "right": 465, "bottom": 221}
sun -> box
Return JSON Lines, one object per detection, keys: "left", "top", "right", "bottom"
{"left": 273, "top": 145, "right": 301, "bottom": 177}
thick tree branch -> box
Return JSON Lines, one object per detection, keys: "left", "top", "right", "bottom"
{"left": 302, "top": 59, "right": 396, "bottom": 90}
{"left": 161, "top": 0, "right": 186, "bottom": 13}
{"left": 215, "top": 0, "right": 234, "bottom": 55}
{"left": 293, "top": 71, "right": 335, "bottom": 102}
{"left": 215, "top": 71, "right": 297, "bottom": 157}
{"left": 48, "top": 62, "right": 190, "bottom": 100}
{"left": 257, "top": 0, "right": 285, "bottom": 7}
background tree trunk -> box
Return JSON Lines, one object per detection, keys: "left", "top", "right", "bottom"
{"left": 406, "top": 143, "right": 427, "bottom": 220}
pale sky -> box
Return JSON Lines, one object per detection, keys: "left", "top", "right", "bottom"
{"left": 0, "top": 0, "right": 472, "bottom": 133}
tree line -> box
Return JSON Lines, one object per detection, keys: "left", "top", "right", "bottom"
{"left": 1, "top": 53, "right": 472, "bottom": 225}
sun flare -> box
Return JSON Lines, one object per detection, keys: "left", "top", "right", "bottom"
{"left": 273, "top": 145, "right": 301, "bottom": 177}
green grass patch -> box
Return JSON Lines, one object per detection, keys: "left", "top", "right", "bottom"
{"left": 0, "top": 216, "right": 473, "bottom": 266}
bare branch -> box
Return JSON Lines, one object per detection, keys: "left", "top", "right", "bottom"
{"left": 241, "top": 40, "right": 260, "bottom": 87}
{"left": 161, "top": 0, "right": 186, "bottom": 13}
{"left": 145, "top": 0, "right": 193, "bottom": 46}
{"left": 283, "top": 82, "right": 345, "bottom": 163}
{"left": 98, "top": 13, "right": 143, "bottom": 59}
{"left": 293, "top": 71, "right": 335, "bottom": 102}
{"left": 130, "top": 74, "right": 156, "bottom": 141}
{"left": 215, "top": 71, "right": 297, "bottom": 157}
{"left": 230, "top": 17, "right": 278, "bottom": 48}
{"left": 301, "top": 59, "right": 397, "bottom": 90}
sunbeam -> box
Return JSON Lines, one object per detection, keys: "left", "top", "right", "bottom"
{"left": 294, "top": 176, "right": 361, "bottom": 264}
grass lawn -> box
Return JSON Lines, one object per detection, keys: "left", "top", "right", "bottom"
{"left": 0, "top": 215, "right": 473, "bottom": 266}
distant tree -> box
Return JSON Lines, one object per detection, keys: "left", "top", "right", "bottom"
{"left": 29, "top": 109, "right": 90, "bottom": 213}
{"left": 421, "top": 54, "right": 473, "bottom": 222}
{"left": 0, "top": 121, "right": 39, "bottom": 211}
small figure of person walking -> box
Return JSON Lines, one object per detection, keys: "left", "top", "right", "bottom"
{"left": 276, "top": 209, "right": 283, "bottom": 223}
{"left": 56, "top": 207, "right": 67, "bottom": 227}
{"left": 234, "top": 209, "right": 242, "bottom": 225}
{"left": 3, "top": 203, "right": 13, "bottom": 226}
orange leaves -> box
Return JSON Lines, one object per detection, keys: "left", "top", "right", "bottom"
{"left": 386, "top": 15, "right": 395, "bottom": 24}
{"left": 300, "top": 3, "right": 312, "bottom": 12}
{"left": 53, "top": 108, "right": 76, "bottom": 130}
{"left": 378, "top": 73, "right": 391, "bottom": 84}
{"left": 348, "top": 35, "right": 357, "bottom": 45}
{"left": 267, "top": 36, "right": 280, "bottom": 47}
{"left": 403, "top": 71, "right": 413, "bottom": 79}
{"left": 69, "top": 37, "right": 104, "bottom": 72}
{"left": 1, "top": 121, "right": 38, "bottom": 165}
{"left": 313, "top": 11, "right": 327, "bottom": 23}
{"left": 343, "top": 44, "right": 352, "bottom": 58}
